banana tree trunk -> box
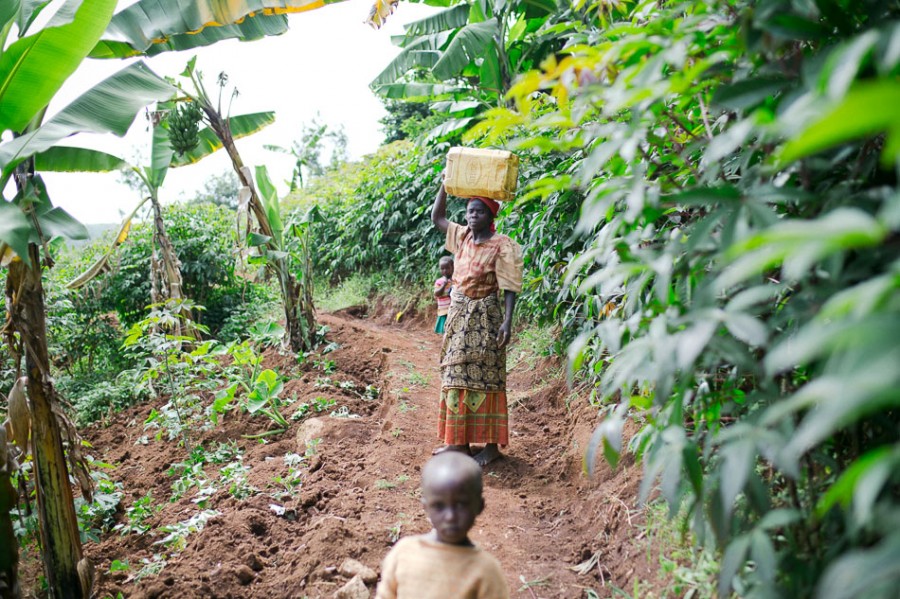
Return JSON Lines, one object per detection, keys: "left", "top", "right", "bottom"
{"left": 0, "top": 430, "right": 19, "bottom": 599}
{"left": 204, "top": 110, "right": 314, "bottom": 352}
{"left": 149, "top": 194, "right": 185, "bottom": 305}
{"left": 147, "top": 192, "right": 197, "bottom": 339}
{"left": 5, "top": 248, "right": 86, "bottom": 599}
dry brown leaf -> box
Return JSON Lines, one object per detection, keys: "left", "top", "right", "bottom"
{"left": 53, "top": 404, "right": 93, "bottom": 502}
{"left": 364, "top": 0, "right": 399, "bottom": 29}
{"left": 0, "top": 244, "right": 17, "bottom": 268}
{"left": 7, "top": 377, "right": 30, "bottom": 451}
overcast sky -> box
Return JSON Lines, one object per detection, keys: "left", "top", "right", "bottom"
{"left": 40, "top": 0, "right": 438, "bottom": 225}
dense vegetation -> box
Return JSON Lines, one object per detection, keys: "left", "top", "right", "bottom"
{"left": 2, "top": 0, "right": 899, "bottom": 597}
{"left": 301, "top": 0, "right": 900, "bottom": 596}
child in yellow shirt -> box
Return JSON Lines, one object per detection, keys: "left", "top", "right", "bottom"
{"left": 375, "top": 452, "right": 509, "bottom": 599}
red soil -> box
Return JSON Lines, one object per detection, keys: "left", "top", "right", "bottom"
{"left": 74, "top": 307, "right": 659, "bottom": 598}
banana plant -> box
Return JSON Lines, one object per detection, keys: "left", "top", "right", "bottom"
{"left": 0, "top": 3, "right": 176, "bottom": 597}
{"left": 66, "top": 98, "right": 276, "bottom": 335}
{"left": 90, "top": 0, "right": 354, "bottom": 58}
{"left": 370, "top": 0, "right": 561, "bottom": 141}
{"left": 170, "top": 60, "right": 317, "bottom": 352}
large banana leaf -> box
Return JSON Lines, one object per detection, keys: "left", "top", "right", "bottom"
{"left": 255, "top": 165, "right": 284, "bottom": 248}
{"left": 33, "top": 146, "right": 126, "bottom": 173}
{"left": 0, "top": 0, "right": 117, "bottom": 134}
{"left": 375, "top": 82, "right": 464, "bottom": 99}
{"left": 0, "top": 199, "right": 31, "bottom": 264}
{"left": 9, "top": 1, "right": 70, "bottom": 36}
{"left": 93, "top": 0, "right": 348, "bottom": 57}
{"left": 432, "top": 20, "right": 498, "bottom": 79}
{"left": 0, "top": 174, "right": 88, "bottom": 265}
{"left": 170, "top": 111, "right": 276, "bottom": 167}
{"left": 91, "top": 15, "right": 290, "bottom": 58}
{"left": 0, "top": 1, "right": 21, "bottom": 31}
{"left": 371, "top": 32, "right": 451, "bottom": 86}
{"left": 149, "top": 112, "right": 175, "bottom": 189}
{"left": 403, "top": 3, "right": 469, "bottom": 36}
{"left": 0, "top": 61, "right": 175, "bottom": 180}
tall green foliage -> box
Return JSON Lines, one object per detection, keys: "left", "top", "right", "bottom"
{"left": 469, "top": 0, "right": 900, "bottom": 596}
{"left": 106, "top": 203, "right": 273, "bottom": 336}
{"left": 305, "top": 141, "right": 464, "bottom": 283}
{"left": 372, "top": 0, "right": 563, "bottom": 142}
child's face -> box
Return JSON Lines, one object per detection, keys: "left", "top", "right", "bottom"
{"left": 440, "top": 261, "right": 454, "bottom": 278}
{"left": 422, "top": 476, "right": 483, "bottom": 545}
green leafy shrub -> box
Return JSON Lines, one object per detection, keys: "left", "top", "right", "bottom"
{"left": 471, "top": 0, "right": 900, "bottom": 596}
{"left": 303, "top": 0, "right": 900, "bottom": 595}
{"left": 106, "top": 202, "right": 267, "bottom": 338}
{"left": 68, "top": 377, "right": 147, "bottom": 427}
{"left": 302, "top": 141, "right": 464, "bottom": 287}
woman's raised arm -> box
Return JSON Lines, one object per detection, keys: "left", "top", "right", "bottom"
{"left": 431, "top": 183, "right": 450, "bottom": 234}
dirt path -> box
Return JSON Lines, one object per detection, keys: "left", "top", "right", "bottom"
{"left": 84, "top": 309, "right": 655, "bottom": 598}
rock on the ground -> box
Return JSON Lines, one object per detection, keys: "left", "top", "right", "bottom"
{"left": 334, "top": 575, "right": 370, "bottom": 599}
{"left": 234, "top": 564, "right": 255, "bottom": 585}
{"left": 339, "top": 558, "right": 377, "bottom": 584}
{"left": 296, "top": 417, "right": 327, "bottom": 453}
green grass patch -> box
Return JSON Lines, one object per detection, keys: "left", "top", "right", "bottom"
{"left": 607, "top": 501, "right": 720, "bottom": 599}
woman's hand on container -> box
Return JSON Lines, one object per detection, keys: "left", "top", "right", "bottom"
{"left": 497, "top": 321, "right": 511, "bottom": 348}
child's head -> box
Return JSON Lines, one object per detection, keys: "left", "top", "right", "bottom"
{"left": 439, "top": 256, "right": 454, "bottom": 278}
{"left": 421, "top": 452, "right": 484, "bottom": 545}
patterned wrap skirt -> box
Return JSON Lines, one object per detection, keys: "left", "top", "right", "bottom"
{"left": 437, "top": 290, "right": 509, "bottom": 446}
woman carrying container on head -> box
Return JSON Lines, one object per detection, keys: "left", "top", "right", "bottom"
{"left": 430, "top": 178, "right": 523, "bottom": 466}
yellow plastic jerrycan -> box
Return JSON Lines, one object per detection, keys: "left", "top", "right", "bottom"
{"left": 444, "top": 147, "right": 519, "bottom": 202}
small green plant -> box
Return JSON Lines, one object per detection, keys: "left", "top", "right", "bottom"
{"left": 387, "top": 512, "right": 410, "bottom": 543}
{"left": 304, "top": 437, "right": 321, "bottom": 457}
{"left": 390, "top": 427, "right": 403, "bottom": 438}
{"left": 133, "top": 553, "right": 167, "bottom": 581}
{"left": 316, "top": 359, "right": 336, "bottom": 374}
{"left": 291, "top": 396, "right": 337, "bottom": 420}
{"left": 329, "top": 406, "right": 357, "bottom": 418}
{"left": 154, "top": 509, "right": 220, "bottom": 551}
{"left": 406, "top": 370, "right": 428, "bottom": 387}
{"left": 114, "top": 493, "right": 159, "bottom": 536}
{"left": 209, "top": 382, "right": 239, "bottom": 426}
{"left": 219, "top": 459, "right": 257, "bottom": 500}
{"left": 388, "top": 522, "right": 402, "bottom": 543}
{"left": 123, "top": 299, "right": 215, "bottom": 450}
{"left": 398, "top": 400, "right": 417, "bottom": 413}
{"left": 376, "top": 474, "right": 410, "bottom": 490}
{"left": 248, "top": 320, "right": 286, "bottom": 347}
{"left": 271, "top": 452, "right": 305, "bottom": 498}
{"left": 244, "top": 368, "right": 290, "bottom": 436}
{"left": 74, "top": 459, "right": 123, "bottom": 543}
{"left": 108, "top": 560, "right": 130, "bottom": 574}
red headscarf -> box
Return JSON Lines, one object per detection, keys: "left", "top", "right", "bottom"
{"left": 468, "top": 196, "right": 500, "bottom": 232}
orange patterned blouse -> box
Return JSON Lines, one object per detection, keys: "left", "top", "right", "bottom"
{"left": 445, "top": 222, "right": 523, "bottom": 300}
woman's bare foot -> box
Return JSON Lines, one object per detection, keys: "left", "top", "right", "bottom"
{"left": 432, "top": 444, "right": 470, "bottom": 456}
{"left": 473, "top": 444, "right": 501, "bottom": 466}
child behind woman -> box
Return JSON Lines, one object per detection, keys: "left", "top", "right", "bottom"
{"left": 374, "top": 452, "right": 509, "bottom": 599}
{"left": 433, "top": 256, "right": 454, "bottom": 334}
